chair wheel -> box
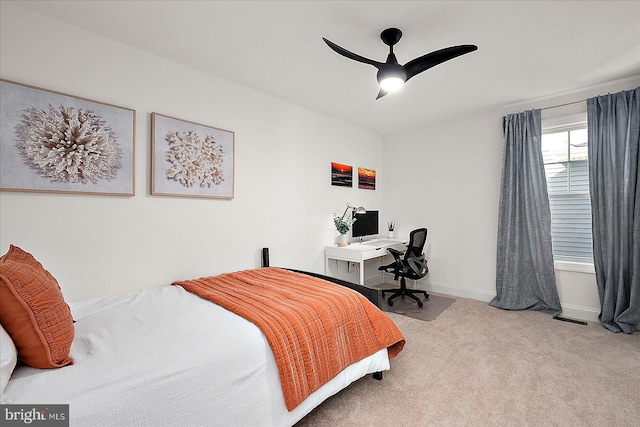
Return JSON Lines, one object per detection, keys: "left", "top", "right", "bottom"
{"left": 388, "top": 299, "right": 394, "bottom": 306}
{"left": 418, "top": 301, "right": 423, "bottom": 307}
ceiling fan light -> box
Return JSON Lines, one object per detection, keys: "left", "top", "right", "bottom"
{"left": 377, "top": 65, "right": 406, "bottom": 93}
{"left": 379, "top": 76, "right": 405, "bottom": 92}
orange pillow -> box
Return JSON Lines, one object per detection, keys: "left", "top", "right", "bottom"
{"left": 0, "top": 245, "right": 74, "bottom": 369}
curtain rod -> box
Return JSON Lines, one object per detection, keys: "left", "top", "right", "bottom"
{"left": 541, "top": 99, "right": 586, "bottom": 111}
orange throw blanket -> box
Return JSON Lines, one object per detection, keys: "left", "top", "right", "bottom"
{"left": 173, "top": 267, "right": 405, "bottom": 411}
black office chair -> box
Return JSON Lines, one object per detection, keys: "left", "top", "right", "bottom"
{"left": 378, "top": 228, "right": 430, "bottom": 307}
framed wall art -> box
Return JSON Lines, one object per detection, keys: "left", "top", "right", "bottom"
{"left": 0, "top": 79, "right": 135, "bottom": 196}
{"left": 331, "top": 162, "right": 353, "bottom": 187}
{"left": 358, "top": 167, "right": 376, "bottom": 190}
{"left": 151, "top": 113, "right": 234, "bottom": 199}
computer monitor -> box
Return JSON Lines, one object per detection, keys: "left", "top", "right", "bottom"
{"left": 351, "top": 210, "right": 379, "bottom": 239}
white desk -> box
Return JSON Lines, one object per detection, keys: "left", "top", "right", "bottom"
{"left": 325, "top": 239, "right": 407, "bottom": 286}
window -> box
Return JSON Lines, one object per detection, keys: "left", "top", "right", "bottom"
{"left": 541, "top": 112, "right": 593, "bottom": 267}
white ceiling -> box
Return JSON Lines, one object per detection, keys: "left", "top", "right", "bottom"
{"left": 10, "top": 0, "right": 640, "bottom": 135}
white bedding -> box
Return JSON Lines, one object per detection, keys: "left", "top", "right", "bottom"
{"left": 3, "top": 285, "right": 389, "bottom": 426}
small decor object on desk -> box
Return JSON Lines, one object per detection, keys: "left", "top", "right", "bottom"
{"left": 387, "top": 220, "right": 395, "bottom": 238}
{"left": 334, "top": 214, "right": 354, "bottom": 247}
{"left": 334, "top": 202, "right": 366, "bottom": 247}
{"left": 336, "top": 232, "right": 348, "bottom": 247}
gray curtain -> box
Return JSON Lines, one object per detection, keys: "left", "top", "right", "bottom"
{"left": 490, "top": 109, "right": 561, "bottom": 316}
{"left": 587, "top": 87, "right": 640, "bottom": 334}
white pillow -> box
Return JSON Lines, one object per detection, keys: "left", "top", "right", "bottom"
{"left": 1, "top": 323, "right": 18, "bottom": 402}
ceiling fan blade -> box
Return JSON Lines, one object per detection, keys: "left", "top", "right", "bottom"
{"left": 322, "top": 37, "right": 383, "bottom": 68}
{"left": 404, "top": 45, "right": 477, "bottom": 81}
{"left": 376, "top": 88, "right": 389, "bottom": 100}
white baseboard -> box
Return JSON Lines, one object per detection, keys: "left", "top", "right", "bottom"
{"left": 418, "top": 280, "right": 496, "bottom": 302}
{"left": 557, "top": 304, "right": 600, "bottom": 322}
{"left": 412, "top": 279, "right": 600, "bottom": 323}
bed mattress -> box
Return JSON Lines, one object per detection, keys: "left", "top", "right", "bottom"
{"left": 2, "top": 285, "right": 389, "bottom": 426}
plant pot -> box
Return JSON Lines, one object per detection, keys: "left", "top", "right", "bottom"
{"left": 336, "top": 234, "right": 348, "bottom": 247}
{"left": 388, "top": 231, "right": 394, "bottom": 238}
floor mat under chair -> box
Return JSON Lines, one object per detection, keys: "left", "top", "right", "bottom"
{"left": 377, "top": 289, "right": 456, "bottom": 322}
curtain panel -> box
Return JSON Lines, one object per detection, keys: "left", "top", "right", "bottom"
{"left": 587, "top": 87, "right": 640, "bottom": 333}
{"left": 490, "top": 109, "right": 561, "bottom": 316}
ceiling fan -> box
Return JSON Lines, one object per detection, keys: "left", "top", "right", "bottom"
{"left": 323, "top": 28, "right": 478, "bottom": 99}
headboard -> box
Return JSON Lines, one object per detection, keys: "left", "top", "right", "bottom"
{"left": 261, "top": 248, "right": 382, "bottom": 308}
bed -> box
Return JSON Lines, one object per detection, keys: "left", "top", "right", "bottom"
{"left": 0, "top": 246, "right": 404, "bottom": 426}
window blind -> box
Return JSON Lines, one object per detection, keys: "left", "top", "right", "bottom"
{"left": 542, "top": 112, "right": 593, "bottom": 263}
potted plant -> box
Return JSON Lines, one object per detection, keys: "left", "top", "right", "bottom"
{"left": 334, "top": 214, "right": 356, "bottom": 247}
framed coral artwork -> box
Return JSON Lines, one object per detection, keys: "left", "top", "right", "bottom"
{"left": 151, "top": 113, "right": 234, "bottom": 199}
{"left": 0, "top": 79, "right": 135, "bottom": 196}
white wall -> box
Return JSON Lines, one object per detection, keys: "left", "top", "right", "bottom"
{"left": 382, "top": 76, "right": 640, "bottom": 321}
{"left": 0, "top": 3, "right": 384, "bottom": 301}
{"left": 2, "top": 3, "right": 638, "bottom": 322}
{"left": 382, "top": 111, "right": 503, "bottom": 301}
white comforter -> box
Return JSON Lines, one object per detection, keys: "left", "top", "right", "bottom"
{"left": 3, "top": 285, "right": 389, "bottom": 426}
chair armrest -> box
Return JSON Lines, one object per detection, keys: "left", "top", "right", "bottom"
{"left": 387, "top": 247, "right": 403, "bottom": 256}
{"left": 387, "top": 248, "right": 404, "bottom": 257}
{"left": 387, "top": 247, "right": 404, "bottom": 263}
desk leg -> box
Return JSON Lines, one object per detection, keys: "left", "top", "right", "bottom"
{"left": 359, "top": 262, "right": 365, "bottom": 285}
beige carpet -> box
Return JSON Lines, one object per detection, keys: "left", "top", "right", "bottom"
{"left": 296, "top": 294, "right": 640, "bottom": 426}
